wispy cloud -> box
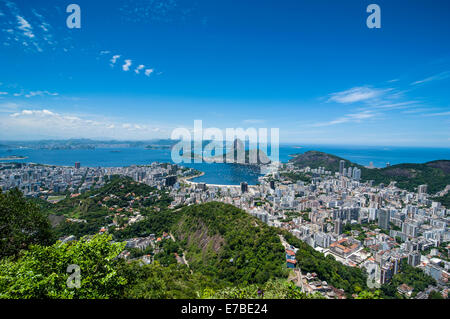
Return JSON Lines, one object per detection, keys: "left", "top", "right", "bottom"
{"left": 0, "top": 2, "right": 70, "bottom": 52}
{"left": 16, "top": 15, "right": 34, "bottom": 38}
{"left": 421, "top": 111, "right": 450, "bottom": 117}
{"left": 411, "top": 71, "right": 450, "bottom": 85}
{"left": 328, "top": 86, "right": 386, "bottom": 104}
{"left": 23, "top": 90, "right": 58, "bottom": 98}
{"left": 311, "top": 110, "right": 377, "bottom": 127}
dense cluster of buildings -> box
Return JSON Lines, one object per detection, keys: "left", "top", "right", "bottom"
{"left": 0, "top": 162, "right": 198, "bottom": 197}
{"left": 167, "top": 160, "right": 449, "bottom": 297}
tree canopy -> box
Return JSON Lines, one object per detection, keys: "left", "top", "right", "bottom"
{"left": 0, "top": 188, "right": 55, "bottom": 259}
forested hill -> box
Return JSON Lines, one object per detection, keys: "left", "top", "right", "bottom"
{"left": 289, "top": 151, "right": 450, "bottom": 194}
{"left": 173, "top": 202, "right": 287, "bottom": 286}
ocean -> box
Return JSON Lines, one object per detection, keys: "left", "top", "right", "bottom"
{"left": 1, "top": 145, "right": 449, "bottom": 185}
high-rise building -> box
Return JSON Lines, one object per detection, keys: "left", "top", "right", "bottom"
{"left": 164, "top": 175, "right": 177, "bottom": 187}
{"left": 314, "top": 232, "right": 331, "bottom": 248}
{"left": 240, "top": 182, "right": 248, "bottom": 193}
{"left": 352, "top": 168, "right": 361, "bottom": 180}
{"left": 380, "top": 265, "right": 393, "bottom": 284}
{"left": 408, "top": 251, "right": 421, "bottom": 267}
{"left": 418, "top": 184, "right": 428, "bottom": 194}
{"left": 378, "top": 209, "right": 390, "bottom": 230}
{"left": 269, "top": 180, "right": 276, "bottom": 190}
{"left": 334, "top": 218, "right": 343, "bottom": 235}
{"left": 74, "top": 162, "right": 81, "bottom": 169}
{"left": 196, "top": 183, "right": 207, "bottom": 191}
{"left": 347, "top": 166, "right": 353, "bottom": 178}
{"left": 339, "top": 160, "right": 345, "bottom": 175}
{"left": 402, "top": 222, "right": 418, "bottom": 238}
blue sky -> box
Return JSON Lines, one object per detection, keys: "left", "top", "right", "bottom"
{"left": 0, "top": 0, "right": 449, "bottom": 146}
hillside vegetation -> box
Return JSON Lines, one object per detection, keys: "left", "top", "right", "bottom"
{"left": 173, "top": 202, "right": 287, "bottom": 286}
{"left": 289, "top": 151, "right": 450, "bottom": 193}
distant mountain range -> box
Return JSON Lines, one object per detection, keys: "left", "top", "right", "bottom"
{"left": 289, "top": 150, "right": 450, "bottom": 194}
{"left": 0, "top": 139, "right": 175, "bottom": 150}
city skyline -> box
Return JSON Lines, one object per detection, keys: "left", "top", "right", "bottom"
{"left": 1, "top": 0, "right": 450, "bottom": 146}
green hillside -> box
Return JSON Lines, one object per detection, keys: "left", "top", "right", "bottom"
{"left": 289, "top": 151, "right": 450, "bottom": 193}
{"left": 173, "top": 202, "right": 287, "bottom": 286}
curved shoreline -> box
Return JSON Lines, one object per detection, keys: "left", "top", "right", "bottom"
{"left": 182, "top": 171, "right": 205, "bottom": 181}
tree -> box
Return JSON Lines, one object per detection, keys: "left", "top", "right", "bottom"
{"left": 0, "top": 234, "right": 127, "bottom": 298}
{"left": 356, "top": 290, "right": 382, "bottom": 299}
{"left": 0, "top": 188, "right": 55, "bottom": 259}
{"left": 428, "top": 291, "right": 444, "bottom": 299}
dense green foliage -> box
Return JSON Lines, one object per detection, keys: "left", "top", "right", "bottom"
{"left": 282, "top": 231, "right": 368, "bottom": 295}
{"left": 281, "top": 172, "right": 312, "bottom": 183}
{"left": 356, "top": 290, "right": 382, "bottom": 299}
{"left": 113, "top": 210, "right": 179, "bottom": 241}
{"left": 0, "top": 188, "right": 55, "bottom": 259}
{"left": 200, "top": 278, "right": 324, "bottom": 299}
{"left": 362, "top": 162, "right": 450, "bottom": 194}
{"left": 173, "top": 202, "right": 288, "bottom": 286}
{"left": 428, "top": 291, "right": 444, "bottom": 299}
{"left": 0, "top": 234, "right": 128, "bottom": 298}
{"left": 121, "top": 261, "right": 216, "bottom": 299}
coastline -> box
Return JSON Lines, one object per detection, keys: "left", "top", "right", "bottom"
{"left": 181, "top": 171, "right": 260, "bottom": 188}
{"left": 182, "top": 171, "right": 205, "bottom": 182}
{"left": 0, "top": 156, "right": 28, "bottom": 161}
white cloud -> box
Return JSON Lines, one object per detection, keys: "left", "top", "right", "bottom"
{"left": 422, "top": 111, "right": 450, "bottom": 117}
{"left": 328, "top": 86, "right": 385, "bottom": 104}
{"left": 16, "top": 15, "right": 34, "bottom": 39}
{"left": 110, "top": 55, "right": 121, "bottom": 65}
{"left": 122, "top": 59, "right": 132, "bottom": 71}
{"left": 311, "top": 111, "right": 377, "bottom": 127}
{"left": 105, "top": 53, "right": 157, "bottom": 78}
{"left": 411, "top": 71, "right": 450, "bottom": 85}
{"left": 24, "top": 90, "right": 59, "bottom": 98}
{"left": 134, "top": 64, "right": 145, "bottom": 74}
{"left": 1, "top": 108, "right": 167, "bottom": 139}
{"left": 11, "top": 109, "right": 55, "bottom": 117}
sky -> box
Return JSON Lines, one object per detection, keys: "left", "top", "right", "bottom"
{"left": 0, "top": 0, "right": 449, "bottom": 146}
